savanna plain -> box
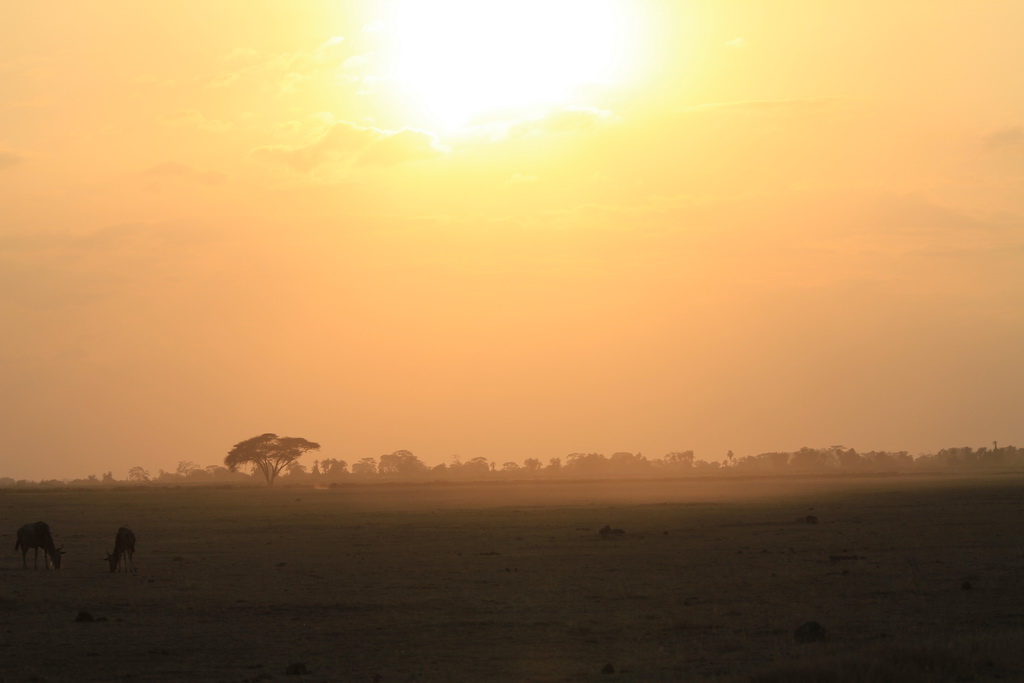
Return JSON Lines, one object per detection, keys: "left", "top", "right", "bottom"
{"left": 2, "top": 474, "right": 1022, "bottom": 682}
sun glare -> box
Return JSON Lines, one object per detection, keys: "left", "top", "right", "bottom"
{"left": 391, "top": 0, "right": 627, "bottom": 129}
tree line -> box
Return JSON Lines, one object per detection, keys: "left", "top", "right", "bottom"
{"left": 3, "top": 438, "right": 1023, "bottom": 487}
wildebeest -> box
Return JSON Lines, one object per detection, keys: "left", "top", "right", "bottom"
{"left": 14, "top": 521, "right": 64, "bottom": 569}
{"left": 105, "top": 527, "right": 136, "bottom": 573}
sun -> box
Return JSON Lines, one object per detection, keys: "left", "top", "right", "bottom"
{"left": 390, "top": 0, "right": 628, "bottom": 129}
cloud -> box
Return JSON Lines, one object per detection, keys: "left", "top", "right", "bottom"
{"left": 725, "top": 37, "right": 747, "bottom": 48}
{"left": 0, "top": 56, "right": 51, "bottom": 76}
{"left": 134, "top": 73, "right": 178, "bottom": 87}
{"left": 138, "top": 161, "right": 226, "bottom": 187}
{"left": 503, "top": 173, "right": 538, "bottom": 187}
{"left": 0, "top": 221, "right": 217, "bottom": 309}
{"left": 679, "top": 97, "right": 844, "bottom": 116}
{"left": 318, "top": 36, "right": 345, "bottom": 52}
{"left": 986, "top": 126, "right": 1024, "bottom": 150}
{"left": 206, "top": 71, "right": 241, "bottom": 89}
{"left": 159, "top": 109, "right": 232, "bottom": 133}
{"left": 11, "top": 96, "right": 60, "bottom": 108}
{"left": 252, "top": 121, "right": 446, "bottom": 172}
{"left": 342, "top": 53, "right": 371, "bottom": 70}
{"left": 0, "top": 150, "right": 26, "bottom": 169}
{"left": 221, "top": 47, "right": 258, "bottom": 62}
{"left": 276, "top": 71, "right": 310, "bottom": 96}
{"left": 205, "top": 37, "right": 353, "bottom": 96}
{"left": 252, "top": 122, "right": 379, "bottom": 171}
{"left": 509, "top": 106, "right": 616, "bottom": 137}
{"left": 356, "top": 128, "right": 447, "bottom": 166}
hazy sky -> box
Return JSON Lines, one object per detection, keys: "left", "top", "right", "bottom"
{"left": 2, "top": 1, "right": 1022, "bottom": 480}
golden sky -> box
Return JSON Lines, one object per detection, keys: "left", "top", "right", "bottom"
{"left": 2, "top": 1, "right": 1022, "bottom": 480}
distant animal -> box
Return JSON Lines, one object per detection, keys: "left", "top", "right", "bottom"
{"left": 598, "top": 525, "right": 625, "bottom": 537}
{"left": 14, "top": 521, "right": 65, "bottom": 569}
{"left": 105, "top": 527, "right": 136, "bottom": 573}
{"left": 794, "top": 620, "right": 828, "bottom": 643}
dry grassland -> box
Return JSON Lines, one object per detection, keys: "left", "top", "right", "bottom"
{"left": 2, "top": 474, "right": 1023, "bottom": 682}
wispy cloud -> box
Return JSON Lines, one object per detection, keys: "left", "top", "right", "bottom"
{"left": 679, "top": 97, "right": 844, "bottom": 115}
{"left": 138, "top": 161, "right": 226, "bottom": 187}
{"left": 503, "top": 173, "right": 538, "bottom": 187}
{"left": 0, "top": 220, "right": 217, "bottom": 309}
{"left": 985, "top": 126, "right": 1024, "bottom": 150}
{"left": 0, "top": 150, "right": 26, "bottom": 169}
{"left": 203, "top": 36, "right": 349, "bottom": 94}
{"left": 159, "top": 109, "right": 232, "bottom": 133}
{"left": 509, "top": 106, "right": 616, "bottom": 137}
{"left": 221, "top": 47, "right": 258, "bottom": 62}
{"left": 252, "top": 121, "right": 446, "bottom": 172}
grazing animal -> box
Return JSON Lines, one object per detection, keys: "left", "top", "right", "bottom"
{"left": 794, "top": 620, "right": 828, "bottom": 642}
{"left": 14, "top": 521, "right": 64, "bottom": 569}
{"left": 105, "top": 527, "right": 136, "bottom": 573}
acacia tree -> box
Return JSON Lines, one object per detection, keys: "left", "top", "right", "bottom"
{"left": 224, "top": 433, "right": 321, "bottom": 486}
{"left": 377, "top": 450, "right": 427, "bottom": 477}
{"left": 126, "top": 466, "right": 150, "bottom": 482}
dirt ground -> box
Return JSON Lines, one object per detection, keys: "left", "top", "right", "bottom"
{"left": 2, "top": 473, "right": 1022, "bottom": 682}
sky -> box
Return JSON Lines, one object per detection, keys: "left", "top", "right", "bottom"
{"left": 2, "top": 1, "right": 1023, "bottom": 481}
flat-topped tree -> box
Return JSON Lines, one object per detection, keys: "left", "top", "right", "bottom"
{"left": 224, "top": 433, "right": 321, "bottom": 486}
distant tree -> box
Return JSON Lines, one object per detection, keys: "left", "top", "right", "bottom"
{"left": 378, "top": 450, "right": 427, "bottom": 477}
{"left": 763, "top": 451, "right": 790, "bottom": 471}
{"left": 176, "top": 460, "right": 203, "bottom": 477}
{"left": 351, "top": 457, "right": 377, "bottom": 477}
{"left": 565, "top": 452, "right": 608, "bottom": 476}
{"left": 464, "top": 456, "right": 490, "bottom": 477}
{"left": 733, "top": 453, "right": 770, "bottom": 472}
{"left": 980, "top": 448, "right": 1006, "bottom": 466}
{"left": 284, "top": 461, "right": 308, "bottom": 478}
{"left": 791, "top": 447, "right": 828, "bottom": 471}
{"left": 224, "top": 433, "right": 321, "bottom": 487}
{"left": 127, "top": 466, "right": 150, "bottom": 482}
{"left": 694, "top": 458, "right": 721, "bottom": 472}
{"left": 609, "top": 451, "right": 648, "bottom": 474}
{"left": 523, "top": 458, "right": 542, "bottom": 473}
{"left": 501, "top": 461, "right": 520, "bottom": 473}
{"left": 205, "top": 465, "right": 230, "bottom": 477}
{"left": 102, "top": 471, "right": 115, "bottom": 483}
{"left": 319, "top": 458, "right": 349, "bottom": 479}
{"left": 663, "top": 451, "right": 695, "bottom": 470}
{"left": 838, "top": 448, "right": 863, "bottom": 470}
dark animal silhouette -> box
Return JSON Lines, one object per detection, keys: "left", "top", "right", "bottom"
{"left": 105, "top": 527, "right": 136, "bottom": 573}
{"left": 794, "top": 620, "right": 828, "bottom": 642}
{"left": 14, "top": 521, "right": 64, "bottom": 569}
